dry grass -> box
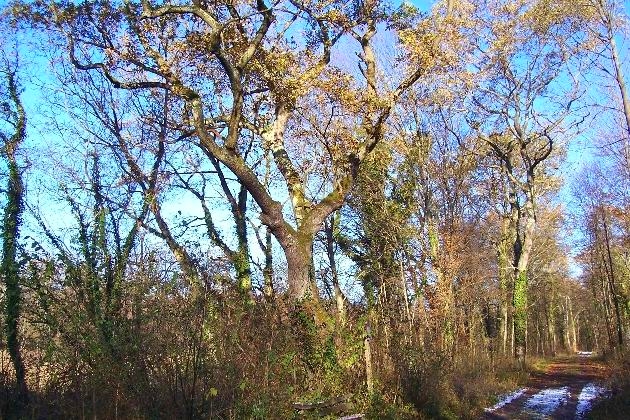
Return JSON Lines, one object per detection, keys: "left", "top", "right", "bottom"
{"left": 587, "top": 352, "right": 630, "bottom": 420}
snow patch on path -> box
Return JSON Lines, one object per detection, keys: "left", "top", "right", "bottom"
{"left": 484, "top": 388, "right": 528, "bottom": 412}
{"left": 575, "top": 383, "right": 609, "bottom": 419}
{"left": 522, "top": 387, "right": 570, "bottom": 418}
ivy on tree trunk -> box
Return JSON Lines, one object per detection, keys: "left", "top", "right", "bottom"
{"left": 1, "top": 65, "right": 28, "bottom": 414}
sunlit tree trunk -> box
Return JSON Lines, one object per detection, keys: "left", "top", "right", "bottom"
{"left": 498, "top": 213, "right": 515, "bottom": 355}
{"left": 325, "top": 214, "right": 346, "bottom": 328}
{"left": 568, "top": 297, "right": 578, "bottom": 353}
{"left": 596, "top": 0, "right": 630, "bottom": 138}
{"left": 599, "top": 259, "right": 616, "bottom": 348}
{"left": 602, "top": 212, "right": 624, "bottom": 346}
{"left": 263, "top": 228, "right": 274, "bottom": 299}
{"left": 513, "top": 198, "right": 536, "bottom": 364}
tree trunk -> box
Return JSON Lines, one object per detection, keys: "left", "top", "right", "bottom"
{"left": 400, "top": 259, "right": 412, "bottom": 332}
{"left": 567, "top": 296, "right": 578, "bottom": 353}
{"left": 263, "top": 227, "right": 274, "bottom": 299}
{"left": 364, "top": 321, "right": 374, "bottom": 394}
{"left": 564, "top": 297, "right": 571, "bottom": 351}
{"left": 602, "top": 2, "right": 630, "bottom": 139}
{"left": 498, "top": 215, "right": 514, "bottom": 355}
{"left": 609, "top": 30, "right": 630, "bottom": 168}
{"left": 284, "top": 235, "right": 317, "bottom": 301}
{"left": 234, "top": 185, "right": 253, "bottom": 296}
{"left": 325, "top": 215, "right": 346, "bottom": 328}
{"left": 503, "top": 306, "right": 510, "bottom": 355}
{"left": 536, "top": 319, "right": 545, "bottom": 356}
{"left": 548, "top": 306, "right": 557, "bottom": 355}
{"left": 513, "top": 199, "right": 536, "bottom": 364}
{"left": 600, "top": 260, "right": 615, "bottom": 348}
{"left": 1, "top": 69, "right": 28, "bottom": 413}
{"left": 427, "top": 221, "right": 454, "bottom": 352}
{"left": 602, "top": 214, "right": 624, "bottom": 346}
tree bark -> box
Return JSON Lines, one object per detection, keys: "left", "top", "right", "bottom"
{"left": 283, "top": 233, "right": 318, "bottom": 301}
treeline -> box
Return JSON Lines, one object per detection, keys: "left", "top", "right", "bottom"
{"left": 0, "top": 0, "right": 628, "bottom": 418}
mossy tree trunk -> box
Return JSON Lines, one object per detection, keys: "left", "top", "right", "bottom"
{"left": 497, "top": 212, "right": 516, "bottom": 355}
{"left": 0, "top": 65, "right": 28, "bottom": 413}
{"left": 200, "top": 151, "right": 254, "bottom": 297}
{"left": 512, "top": 198, "right": 536, "bottom": 364}
{"left": 284, "top": 232, "right": 317, "bottom": 300}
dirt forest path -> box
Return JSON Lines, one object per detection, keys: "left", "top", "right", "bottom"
{"left": 483, "top": 354, "right": 611, "bottom": 419}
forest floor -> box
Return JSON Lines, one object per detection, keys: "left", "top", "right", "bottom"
{"left": 483, "top": 353, "right": 612, "bottom": 419}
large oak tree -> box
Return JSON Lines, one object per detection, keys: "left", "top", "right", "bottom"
{"left": 20, "top": 0, "right": 450, "bottom": 308}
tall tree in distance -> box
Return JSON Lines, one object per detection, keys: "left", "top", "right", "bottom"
{"left": 465, "top": 0, "right": 587, "bottom": 363}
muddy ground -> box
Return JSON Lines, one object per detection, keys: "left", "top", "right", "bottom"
{"left": 483, "top": 354, "right": 611, "bottom": 419}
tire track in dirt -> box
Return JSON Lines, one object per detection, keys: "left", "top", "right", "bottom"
{"left": 484, "top": 355, "right": 610, "bottom": 419}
